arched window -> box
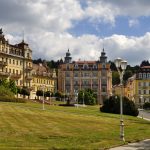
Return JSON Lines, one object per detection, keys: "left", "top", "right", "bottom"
{"left": 83, "top": 64, "right": 88, "bottom": 69}
{"left": 74, "top": 64, "right": 78, "bottom": 69}
{"left": 93, "top": 64, "right": 97, "bottom": 69}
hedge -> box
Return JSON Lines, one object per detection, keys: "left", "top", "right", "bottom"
{"left": 0, "top": 96, "right": 26, "bottom": 103}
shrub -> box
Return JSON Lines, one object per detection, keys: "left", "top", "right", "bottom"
{"left": 100, "top": 96, "right": 139, "bottom": 116}
{"left": 0, "top": 96, "right": 26, "bottom": 103}
{"left": 0, "top": 85, "right": 15, "bottom": 98}
{"left": 143, "top": 102, "right": 150, "bottom": 109}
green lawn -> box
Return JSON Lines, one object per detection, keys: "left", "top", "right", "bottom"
{"left": 0, "top": 101, "right": 150, "bottom": 150}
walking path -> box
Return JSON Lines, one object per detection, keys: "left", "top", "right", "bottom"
{"left": 109, "top": 139, "right": 150, "bottom": 150}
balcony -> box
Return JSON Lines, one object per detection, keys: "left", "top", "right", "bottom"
{"left": 25, "top": 66, "right": 33, "bottom": 71}
{"left": 0, "top": 61, "right": 8, "bottom": 67}
{"left": 25, "top": 75, "right": 33, "bottom": 80}
{"left": 0, "top": 71, "right": 10, "bottom": 77}
{"left": 10, "top": 74, "right": 21, "bottom": 80}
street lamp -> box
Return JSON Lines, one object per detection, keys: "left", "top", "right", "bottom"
{"left": 114, "top": 57, "right": 127, "bottom": 142}
{"left": 74, "top": 90, "right": 78, "bottom": 108}
{"left": 42, "top": 85, "right": 45, "bottom": 110}
{"left": 83, "top": 91, "right": 85, "bottom": 106}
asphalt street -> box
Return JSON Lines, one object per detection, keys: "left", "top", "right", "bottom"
{"left": 109, "top": 139, "right": 150, "bottom": 150}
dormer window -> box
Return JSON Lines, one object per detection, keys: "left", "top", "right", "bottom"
{"left": 74, "top": 64, "right": 78, "bottom": 69}
{"left": 83, "top": 64, "right": 88, "bottom": 69}
{"left": 93, "top": 64, "right": 97, "bottom": 69}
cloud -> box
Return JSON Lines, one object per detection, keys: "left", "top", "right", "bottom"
{"left": 1, "top": 0, "right": 150, "bottom": 66}
{"left": 129, "top": 19, "right": 139, "bottom": 27}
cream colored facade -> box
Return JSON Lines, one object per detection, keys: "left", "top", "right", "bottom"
{"left": 58, "top": 49, "right": 112, "bottom": 104}
{"left": 32, "top": 63, "right": 57, "bottom": 99}
{"left": 0, "top": 29, "right": 56, "bottom": 99}
{"left": 120, "top": 66, "right": 150, "bottom": 106}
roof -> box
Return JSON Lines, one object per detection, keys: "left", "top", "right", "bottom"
{"left": 141, "top": 66, "right": 150, "bottom": 69}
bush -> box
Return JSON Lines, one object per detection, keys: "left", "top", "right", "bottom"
{"left": 0, "top": 85, "right": 15, "bottom": 98}
{"left": 143, "top": 102, "right": 150, "bottom": 109}
{"left": 100, "top": 96, "right": 139, "bottom": 116}
{"left": 0, "top": 96, "right": 26, "bottom": 103}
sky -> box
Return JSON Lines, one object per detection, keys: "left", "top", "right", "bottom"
{"left": 0, "top": 0, "right": 150, "bottom": 66}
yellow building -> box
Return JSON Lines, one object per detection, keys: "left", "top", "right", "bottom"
{"left": 134, "top": 66, "right": 150, "bottom": 106}
{"left": 0, "top": 28, "right": 57, "bottom": 99}
{"left": 32, "top": 63, "right": 57, "bottom": 99}
{"left": 58, "top": 49, "right": 112, "bottom": 104}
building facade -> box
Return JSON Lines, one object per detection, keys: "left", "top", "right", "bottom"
{"left": 0, "top": 28, "right": 56, "bottom": 99}
{"left": 58, "top": 49, "right": 112, "bottom": 104}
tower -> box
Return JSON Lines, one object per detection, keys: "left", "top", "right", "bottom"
{"left": 64, "top": 49, "right": 72, "bottom": 63}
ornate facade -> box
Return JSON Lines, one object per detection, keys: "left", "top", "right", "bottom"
{"left": 58, "top": 49, "right": 112, "bottom": 104}
{"left": 0, "top": 28, "right": 56, "bottom": 99}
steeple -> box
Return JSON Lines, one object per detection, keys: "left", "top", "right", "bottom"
{"left": 64, "top": 49, "right": 72, "bottom": 63}
{"left": 100, "top": 48, "right": 107, "bottom": 63}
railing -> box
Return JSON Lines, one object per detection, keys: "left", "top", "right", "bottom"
{"left": 0, "top": 71, "right": 10, "bottom": 77}
{"left": 25, "top": 66, "right": 33, "bottom": 71}
{"left": 25, "top": 75, "right": 32, "bottom": 80}
{"left": 0, "top": 61, "right": 8, "bottom": 66}
{"left": 10, "top": 73, "right": 21, "bottom": 79}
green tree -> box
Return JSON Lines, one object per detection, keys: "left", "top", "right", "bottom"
{"left": 36, "top": 90, "right": 43, "bottom": 99}
{"left": 9, "top": 80, "right": 17, "bottom": 94}
{"left": 20, "top": 87, "right": 30, "bottom": 98}
{"left": 112, "top": 71, "right": 120, "bottom": 85}
{"left": 100, "top": 96, "right": 139, "bottom": 116}
{"left": 78, "top": 89, "right": 97, "bottom": 105}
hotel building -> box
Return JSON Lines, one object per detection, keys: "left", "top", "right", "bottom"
{"left": 0, "top": 28, "right": 56, "bottom": 98}
{"left": 58, "top": 49, "right": 112, "bottom": 104}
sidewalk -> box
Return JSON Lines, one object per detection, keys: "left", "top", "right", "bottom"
{"left": 109, "top": 139, "right": 150, "bottom": 150}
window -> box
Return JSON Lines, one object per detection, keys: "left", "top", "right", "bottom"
{"left": 9, "top": 69, "right": 11, "bottom": 73}
{"left": 83, "top": 64, "right": 88, "bottom": 69}
{"left": 16, "top": 60, "right": 18, "bottom": 65}
{"left": 13, "top": 60, "right": 15, "bottom": 65}
{"left": 139, "top": 73, "right": 142, "bottom": 79}
{"left": 143, "top": 73, "right": 146, "bottom": 79}
{"left": 13, "top": 69, "right": 15, "bottom": 74}
{"left": 9, "top": 59, "right": 11, "bottom": 64}
{"left": 74, "top": 64, "right": 78, "bottom": 69}
{"left": 138, "top": 90, "right": 141, "bottom": 94}
{"left": 93, "top": 64, "right": 97, "bottom": 69}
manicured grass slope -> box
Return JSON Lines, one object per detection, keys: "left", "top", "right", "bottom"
{"left": 0, "top": 102, "right": 150, "bottom": 149}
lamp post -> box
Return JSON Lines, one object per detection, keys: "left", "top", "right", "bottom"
{"left": 114, "top": 57, "right": 127, "bottom": 142}
{"left": 42, "top": 85, "right": 45, "bottom": 110}
{"left": 83, "top": 91, "right": 85, "bottom": 106}
{"left": 140, "top": 95, "right": 144, "bottom": 119}
{"left": 74, "top": 90, "right": 78, "bottom": 108}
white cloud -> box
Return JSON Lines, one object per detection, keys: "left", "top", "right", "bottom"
{"left": 1, "top": 0, "right": 150, "bottom": 66}
{"left": 129, "top": 19, "right": 139, "bottom": 27}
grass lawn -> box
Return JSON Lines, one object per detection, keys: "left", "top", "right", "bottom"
{"left": 0, "top": 101, "right": 150, "bottom": 150}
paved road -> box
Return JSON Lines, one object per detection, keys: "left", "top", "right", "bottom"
{"left": 138, "top": 109, "right": 150, "bottom": 120}
{"left": 109, "top": 139, "right": 150, "bottom": 150}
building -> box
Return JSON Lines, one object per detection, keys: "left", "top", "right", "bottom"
{"left": 0, "top": 28, "right": 56, "bottom": 98}
{"left": 32, "top": 63, "right": 57, "bottom": 99}
{"left": 58, "top": 49, "right": 112, "bottom": 104}
{"left": 134, "top": 66, "right": 150, "bottom": 106}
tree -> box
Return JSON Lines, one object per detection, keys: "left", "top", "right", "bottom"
{"left": 100, "top": 96, "right": 139, "bottom": 116}
{"left": 140, "top": 60, "right": 150, "bottom": 67}
{"left": 9, "top": 80, "right": 17, "bottom": 94}
{"left": 20, "top": 87, "right": 30, "bottom": 98}
{"left": 78, "top": 89, "right": 97, "bottom": 105}
{"left": 36, "top": 90, "right": 43, "bottom": 99}
{"left": 112, "top": 71, "right": 120, "bottom": 85}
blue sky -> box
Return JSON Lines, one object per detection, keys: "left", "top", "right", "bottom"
{"left": 0, "top": 0, "right": 150, "bottom": 66}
